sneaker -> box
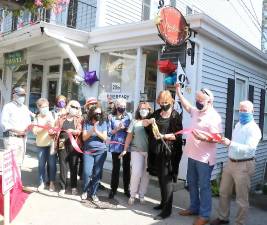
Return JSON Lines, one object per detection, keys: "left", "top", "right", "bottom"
{"left": 81, "top": 192, "right": 88, "bottom": 200}
{"left": 91, "top": 195, "right": 99, "bottom": 202}
{"left": 49, "top": 182, "right": 56, "bottom": 192}
{"left": 71, "top": 188, "right": 78, "bottom": 195}
{"left": 128, "top": 197, "right": 135, "bottom": 205}
{"left": 37, "top": 183, "right": 45, "bottom": 192}
{"left": 58, "top": 189, "right": 66, "bottom": 196}
{"left": 139, "top": 197, "right": 145, "bottom": 204}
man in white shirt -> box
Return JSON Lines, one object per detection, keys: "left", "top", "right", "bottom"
{"left": 211, "top": 100, "right": 261, "bottom": 225}
{"left": 1, "top": 87, "right": 32, "bottom": 170}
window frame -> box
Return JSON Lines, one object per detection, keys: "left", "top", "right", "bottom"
{"left": 263, "top": 89, "right": 267, "bottom": 139}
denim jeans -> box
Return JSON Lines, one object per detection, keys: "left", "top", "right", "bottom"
{"left": 37, "top": 146, "right": 56, "bottom": 185}
{"left": 187, "top": 157, "right": 214, "bottom": 219}
{"left": 83, "top": 151, "right": 107, "bottom": 196}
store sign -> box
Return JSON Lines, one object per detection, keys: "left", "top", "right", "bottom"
{"left": 4, "top": 50, "right": 26, "bottom": 71}
{"left": 107, "top": 92, "right": 132, "bottom": 101}
{"left": 2, "top": 150, "right": 14, "bottom": 194}
{"left": 111, "top": 82, "right": 121, "bottom": 93}
{"left": 155, "top": 6, "right": 189, "bottom": 46}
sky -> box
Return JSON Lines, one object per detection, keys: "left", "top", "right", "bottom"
{"left": 151, "top": 0, "right": 263, "bottom": 49}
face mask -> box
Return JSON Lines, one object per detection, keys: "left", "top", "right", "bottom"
{"left": 160, "top": 104, "right": 171, "bottom": 112}
{"left": 196, "top": 101, "right": 206, "bottom": 111}
{"left": 239, "top": 112, "right": 253, "bottom": 125}
{"left": 69, "top": 108, "right": 77, "bottom": 116}
{"left": 40, "top": 107, "right": 49, "bottom": 116}
{"left": 140, "top": 109, "right": 149, "bottom": 118}
{"left": 117, "top": 107, "right": 125, "bottom": 114}
{"left": 16, "top": 96, "right": 25, "bottom": 105}
{"left": 57, "top": 100, "right": 66, "bottom": 108}
{"left": 93, "top": 113, "right": 101, "bottom": 121}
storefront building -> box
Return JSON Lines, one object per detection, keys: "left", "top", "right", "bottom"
{"left": 1, "top": 12, "right": 267, "bottom": 189}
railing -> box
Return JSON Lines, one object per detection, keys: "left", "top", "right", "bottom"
{"left": 0, "top": 1, "right": 97, "bottom": 36}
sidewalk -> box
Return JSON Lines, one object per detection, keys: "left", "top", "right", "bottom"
{"left": 1, "top": 141, "right": 267, "bottom": 225}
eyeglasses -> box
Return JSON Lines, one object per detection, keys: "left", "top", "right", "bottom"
{"left": 200, "top": 88, "right": 210, "bottom": 97}
{"left": 70, "top": 105, "right": 79, "bottom": 110}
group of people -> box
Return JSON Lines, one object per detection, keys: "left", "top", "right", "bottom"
{"left": 0, "top": 84, "right": 261, "bottom": 225}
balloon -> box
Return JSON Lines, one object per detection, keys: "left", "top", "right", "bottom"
{"left": 164, "top": 76, "right": 174, "bottom": 85}
{"left": 84, "top": 71, "right": 99, "bottom": 86}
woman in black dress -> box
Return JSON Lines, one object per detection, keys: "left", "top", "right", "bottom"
{"left": 144, "top": 90, "right": 183, "bottom": 220}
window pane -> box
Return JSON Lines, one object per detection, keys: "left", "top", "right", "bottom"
{"left": 234, "top": 78, "right": 246, "bottom": 109}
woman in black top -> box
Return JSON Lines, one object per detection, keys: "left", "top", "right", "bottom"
{"left": 144, "top": 90, "right": 183, "bottom": 220}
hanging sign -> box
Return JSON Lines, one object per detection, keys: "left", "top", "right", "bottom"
{"left": 155, "top": 6, "right": 189, "bottom": 46}
{"left": 4, "top": 50, "right": 26, "bottom": 71}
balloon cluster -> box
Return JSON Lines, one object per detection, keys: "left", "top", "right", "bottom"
{"left": 74, "top": 71, "right": 99, "bottom": 86}
{"left": 164, "top": 72, "right": 177, "bottom": 85}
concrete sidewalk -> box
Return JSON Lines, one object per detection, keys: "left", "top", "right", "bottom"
{"left": 0, "top": 141, "right": 267, "bottom": 225}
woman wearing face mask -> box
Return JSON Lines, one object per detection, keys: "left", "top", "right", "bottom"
{"left": 81, "top": 106, "right": 107, "bottom": 201}
{"left": 144, "top": 90, "right": 183, "bottom": 220}
{"left": 32, "top": 98, "right": 56, "bottom": 192}
{"left": 119, "top": 102, "right": 152, "bottom": 205}
{"left": 108, "top": 98, "right": 131, "bottom": 199}
{"left": 54, "top": 100, "right": 82, "bottom": 196}
{"left": 53, "top": 95, "right": 67, "bottom": 120}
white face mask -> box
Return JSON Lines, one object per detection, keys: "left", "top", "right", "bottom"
{"left": 16, "top": 96, "right": 25, "bottom": 105}
{"left": 39, "top": 107, "right": 49, "bottom": 116}
{"left": 69, "top": 107, "right": 77, "bottom": 116}
{"left": 140, "top": 109, "right": 149, "bottom": 118}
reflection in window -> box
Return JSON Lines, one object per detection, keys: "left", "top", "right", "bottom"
{"left": 61, "top": 55, "right": 89, "bottom": 102}
{"left": 12, "top": 65, "right": 28, "bottom": 90}
{"left": 99, "top": 50, "right": 137, "bottom": 113}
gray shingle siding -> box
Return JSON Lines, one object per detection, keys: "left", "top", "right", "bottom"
{"left": 202, "top": 48, "right": 267, "bottom": 189}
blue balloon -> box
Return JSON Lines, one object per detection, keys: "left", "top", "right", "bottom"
{"left": 172, "top": 75, "right": 177, "bottom": 83}
{"left": 164, "top": 76, "right": 174, "bottom": 85}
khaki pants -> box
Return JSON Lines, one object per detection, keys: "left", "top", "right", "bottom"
{"left": 218, "top": 159, "right": 255, "bottom": 225}
{"left": 2, "top": 136, "right": 27, "bottom": 170}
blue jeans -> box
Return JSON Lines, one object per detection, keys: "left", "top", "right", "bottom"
{"left": 37, "top": 146, "right": 56, "bottom": 185}
{"left": 83, "top": 151, "right": 107, "bottom": 196}
{"left": 187, "top": 158, "right": 214, "bottom": 219}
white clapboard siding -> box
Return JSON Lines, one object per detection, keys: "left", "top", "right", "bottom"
{"left": 105, "top": 0, "right": 143, "bottom": 25}
{"left": 202, "top": 48, "right": 267, "bottom": 189}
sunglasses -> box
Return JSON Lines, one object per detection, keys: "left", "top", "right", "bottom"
{"left": 200, "top": 88, "right": 210, "bottom": 97}
{"left": 70, "top": 105, "right": 79, "bottom": 110}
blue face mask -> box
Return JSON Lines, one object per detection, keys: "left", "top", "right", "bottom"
{"left": 239, "top": 112, "right": 253, "bottom": 125}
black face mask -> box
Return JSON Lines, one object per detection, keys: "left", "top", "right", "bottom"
{"left": 196, "top": 101, "right": 205, "bottom": 111}
{"left": 117, "top": 107, "right": 125, "bottom": 114}
{"left": 93, "top": 114, "right": 101, "bottom": 121}
{"left": 160, "top": 104, "right": 171, "bottom": 112}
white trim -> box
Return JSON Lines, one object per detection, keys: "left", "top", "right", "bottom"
{"left": 26, "top": 63, "right": 32, "bottom": 107}
{"left": 58, "top": 57, "right": 63, "bottom": 96}
{"left": 134, "top": 47, "right": 142, "bottom": 111}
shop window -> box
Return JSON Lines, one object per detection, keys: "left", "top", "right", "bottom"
{"left": 99, "top": 50, "right": 137, "bottom": 113}
{"left": 61, "top": 55, "right": 89, "bottom": 102}
{"left": 11, "top": 65, "right": 28, "bottom": 91}
{"left": 49, "top": 65, "right": 60, "bottom": 73}
{"left": 29, "top": 64, "right": 43, "bottom": 114}
{"left": 233, "top": 76, "right": 248, "bottom": 127}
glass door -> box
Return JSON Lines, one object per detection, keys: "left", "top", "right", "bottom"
{"left": 47, "top": 78, "right": 58, "bottom": 110}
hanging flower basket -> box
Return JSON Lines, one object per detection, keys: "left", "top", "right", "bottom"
{"left": 156, "top": 60, "right": 177, "bottom": 74}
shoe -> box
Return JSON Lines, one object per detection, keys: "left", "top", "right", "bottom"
{"left": 193, "top": 217, "right": 209, "bottom": 225}
{"left": 58, "top": 189, "right": 66, "bottom": 196}
{"left": 124, "top": 190, "right": 130, "bottom": 198}
{"left": 71, "top": 188, "right": 78, "bottom": 195}
{"left": 153, "top": 204, "right": 163, "bottom": 210}
{"left": 153, "top": 212, "right": 171, "bottom": 220}
{"left": 91, "top": 195, "right": 99, "bottom": 202}
{"left": 49, "top": 182, "right": 56, "bottom": 192}
{"left": 128, "top": 197, "right": 135, "bottom": 205}
{"left": 139, "top": 197, "right": 145, "bottom": 204}
{"left": 210, "top": 218, "right": 230, "bottom": 225}
{"left": 179, "top": 209, "right": 198, "bottom": 216}
{"left": 37, "top": 183, "right": 45, "bottom": 192}
{"left": 81, "top": 192, "right": 88, "bottom": 200}
{"left": 109, "top": 190, "right": 116, "bottom": 199}
{"left": 99, "top": 183, "right": 106, "bottom": 190}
